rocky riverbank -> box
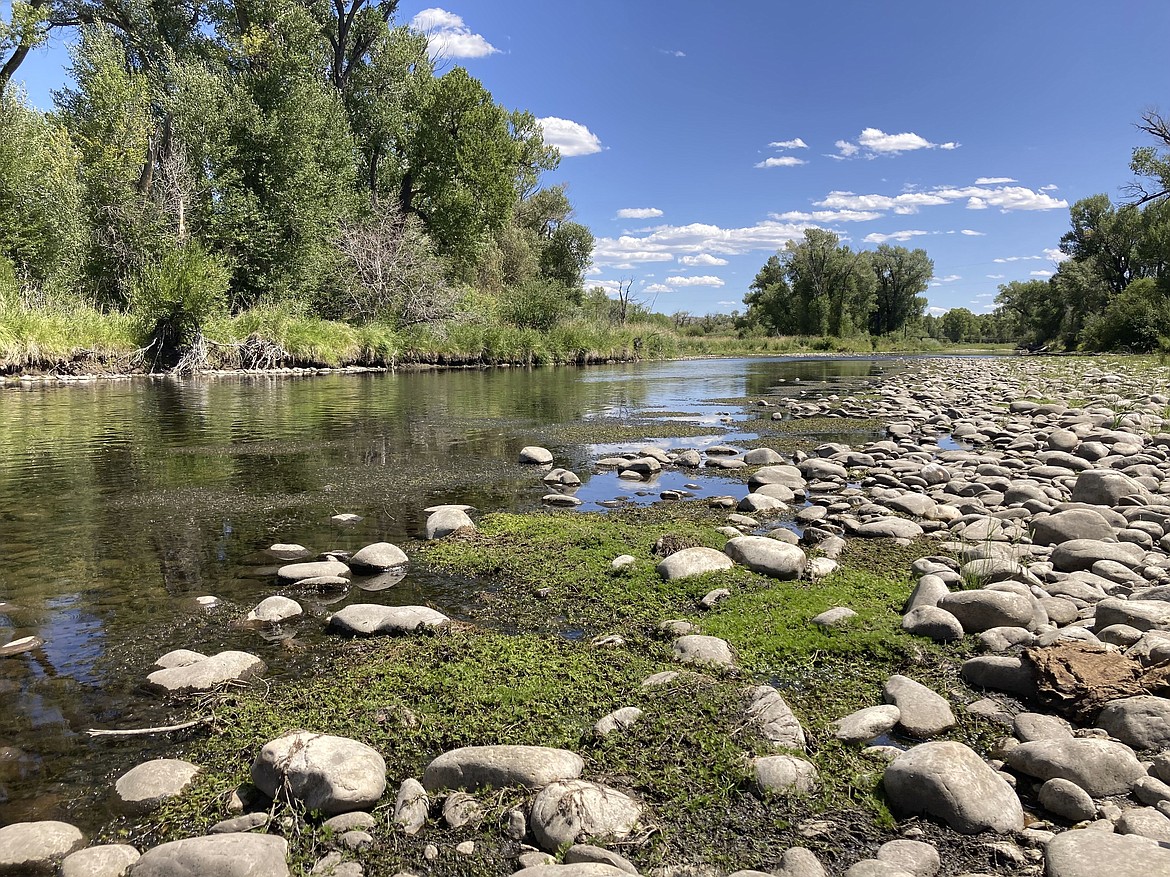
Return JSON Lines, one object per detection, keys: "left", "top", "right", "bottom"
{"left": 2, "top": 355, "right": 1170, "bottom": 877}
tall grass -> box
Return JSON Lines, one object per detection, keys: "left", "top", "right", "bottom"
{"left": 0, "top": 293, "right": 139, "bottom": 368}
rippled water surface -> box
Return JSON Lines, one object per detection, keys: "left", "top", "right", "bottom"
{"left": 0, "top": 356, "right": 895, "bottom": 827}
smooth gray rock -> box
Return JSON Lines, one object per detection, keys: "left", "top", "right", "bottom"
{"left": 146, "top": 651, "right": 265, "bottom": 693}
{"left": 1071, "top": 470, "right": 1148, "bottom": 506}
{"left": 883, "top": 675, "right": 956, "bottom": 739}
{"left": 854, "top": 518, "right": 925, "bottom": 539}
{"left": 738, "top": 493, "right": 787, "bottom": 515}
{"left": 1044, "top": 829, "right": 1170, "bottom": 877}
{"left": 512, "top": 866, "right": 630, "bottom": 877}
{"left": 60, "top": 844, "right": 140, "bottom": 877}
{"left": 960, "top": 656, "right": 1036, "bottom": 698}
{"left": 251, "top": 732, "right": 386, "bottom": 815}
{"left": 833, "top": 705, "right": 901, "bottom": 744}
{"left": 938, "top": 590, "right": 1038, "bottom": 633}
{"left": 672, "top": 634, "right": 736, "bottom": 668}
{"left": 1005, "top": 738, "right": 1145, "bottom": 796}
{"left": 208, "top": 813, "right": 270, "bottom": 834}
{"left": 811, "top": 606, "right": 856, "bottom": 628}
{"left": 562, "top": 845, "right": 638, "bottom": 875}
{"left": 744, "top": 448, "right": 786, "bottom": 466}
{"left": 904, "top": 575, "right": 952, "bottom": 612}
{"left": 745, "top": 685, "right": 806, "bottom": 750}
{"left": 0, "top": 821, "right": 85, "bottom": 875}
{"left": 393, "top": 778, "right": 428, "bottom": 835}
{"left": 1013, "top": 712, "right": 1072, "bottom": 743}
{"left": 1134, "top": 775, "right": 1170, "bottom": 806}
{"left": 422, "top": 745, "right": 583, "bottom": 792}
{"left": 882, "top": 741, "right": 1023, "bottom": 834}
{"left": 754, "top": 755, "right": 818, "bottom": 794}
{"left": 152, "top": 648, "right": 207, "bottom": 669}
{"left": 246, "top": 596, "right": 302, "bottom": 624}
{"left": 327, "top": 605, "right": 449, "bottom": 636}
{"left": 724, "top": 536, "right": 807, "bottom": 580}
{"left": 529, "top": 781, "right": 641, "bottom": 853}
{"left": 1038, "top": 777, "right": 1096, "bottom": 822}
{"left": 114, "top": 759, "right": 200, "bottom": 813}
{"left": 276, "top": 560, "right": 350, "bottom": 584}
{"left": 426, "top": 507, "right": 475, "bottom": 539}
{"left": 1095, "top": 597, "right": 1170, "bottom": 631}
{"left": 519, "top": 446, "right": 554, "bottom": 464}
{"left": 656, "top": 547, "right": 735, "bottom": 580}
{"left": 1097, "top": 695, "right": 1170, "bottom": 750}
{"left": 902, "top": 606, "right": 964, "bottom": 642}
{"left": 875, "top": 839, "right": 939, "bottom": 877}
{"left": 1030, "top": 509, "right": 1116, "bottom": 546}
{"left": 1116, "top": 806, "right": 1170, "bottom": 842}
{"left": 842, "top": 861, "right": 913, "bottom": 877}
{"left": 749, "top": 465, "right": 806, "bottom": 490}
{"left": 594, "top": 707, "right": 643, "bottom": 737}
{"left": 1051, "top": 540, "right": 1144, "bottom": 573}
{"left": 348, "top": 542, "right": 408, "bottom": 572}
{"left": 130, "top": 834, "right": 289, "bottom": 877}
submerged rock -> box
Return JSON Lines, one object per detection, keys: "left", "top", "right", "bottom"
{"left": 115, "top": 759, "right": 200, "bottom": 814}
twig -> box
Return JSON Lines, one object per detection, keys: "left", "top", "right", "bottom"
{"left": 86, "top": 716, "right": 213, "bottom": 737}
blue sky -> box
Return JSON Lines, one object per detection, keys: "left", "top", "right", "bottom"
{"left": 10, "top": 0, "right": 1170, "bottom": 317}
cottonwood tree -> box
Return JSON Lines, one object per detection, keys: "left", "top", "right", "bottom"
{"left": 1127, "top": 108, "right": 1170, "bottom": 205}
{"left": 868, "top": 244, "right": 931, "bottom": 335}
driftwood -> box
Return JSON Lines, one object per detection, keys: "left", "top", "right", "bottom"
{"left": 1022, "top": 642, "right": 1170, "bottom": 722}
{"left": 86, "top": 716, "right": 212, "bottom": 738}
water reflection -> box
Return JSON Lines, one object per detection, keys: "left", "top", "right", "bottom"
{"left": 0, "top": 356, "right": 902, "bottom": 828}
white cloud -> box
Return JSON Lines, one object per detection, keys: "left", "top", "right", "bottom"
{"left": 679, "top": 254, "right": 729, "bottom": 266}
{"left": 592, "top": 220, "right": 812, "bottom": 267}
{"left": 1043, "top": 247, "right": 1070, "bottom": 263}
{"left": 974, "top": 177, "right": 1017, "bottom": 185}
{"left": 616, "top": 207, "right": 664, "bottom": 219}
{"left": 769, "top": 138, "right": 808, "bottom": 149}
{"left": 770, "top": 209, "right": 883, "bottom": 223}
{"left": 659, "top": 49, "right": 685, "bottom": 57}
{"left": 755, "top": 156, "right": 807, "bottom": 168}
{"left": 974, "top": 293, "right": 996, "bottom": 299}
{"left": 987, "top": 274, "right": 1005, "bottom": 279}
{"left": 818, "top": 184, "right": 1066, "bottom": 215}
{"left": 993, "top": 255, "right": 1041, "bottom": 263}
{"left": 960, "top": 229, "right": 985, "bottom": 236}
{"left": 536, "top": 117, "right": 603, "bottom": 157}
{"left": 644, "top": 283, "right": 673, "bottom": 293}
{"left": 863, "top": 230, "right": 931, "bottom": 243}
{"left": 934, "top": 274, "right": 961, "bottom": 283}
{"left": 1040, "top": 184, "right": 1059, "bottom": 191}
{"left": 835, "top": 128, "right": 960, "bottom": 158}
{"left": 927, "top": 306, "right": 948, "bottom": 316}
{"left": 411, "top": 8, "right": 499, "bottom": 59}
{"left": 665, "top": 275, "right": 725, "bottom": 288}
{"left": 1031, "top": 270, "right": 1054, "bottom": 277}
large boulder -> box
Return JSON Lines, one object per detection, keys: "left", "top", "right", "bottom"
{"left": 0, "top": 821, "right": 85, "bottom": 875}
{"left": 882, "top": 675, "right": 956, "bottom": 738}
{"left": 60, "top": 845, "right": 141, "bottom": 877}
{"left": 1044, "top": 829, "right": 1170, "bottom": 877}
{"left": 426, "top": 507, "right": 475, "bottom": 540}
{"left": 754, "top": 755, "right": 818, "bottom": 794}
{"left": 251, "top": 731, "right": 386, "bottom": 815}
{"left": 146, "top": 652, "right": 265, "bottom": 694}
{"left": 1094, "top": 597, "right": 1170, "bottom": 631}
{"left": 882, "top": 741, "right": 1023, "bottom": 834}
{"left": 422, "top": 745, "right": 583, "bottom": 792}
{"left": 1051, "top": 540, "right": 1144, "bottom": 573}
{"left": 672, "top": 634, "right": 736, "bottom": 668}
{"left": 529, "top": 780, "right": 641, "bottom": 853}
{"left": 519, "top": 446, "right": 554, "bottom": 464}
{"left": 833, "top": 705, "right": 901, "bottom": 744}
{"left": 245, "top": 596, "right": 302, "bottom": 625}
{"left": 130, "top": 834, "right": 289, "bottom": 877}
{"left": 327, "top": 604, "right": 449, "bottom": 636}
{"left": 854, "top": 519, "right": 924, "bottom": 540}
{"left": 276, "top": 560, "right": 350, "bottom": 585}
{"left": 724, "top": 536, "right": 807, "bottom": 580}
{"left": 656, "top": 547, "right": 735, "bottom": 580}
{"left": 1004, "top": 738, "right": 1145, "bottom": 796}
{"left": 114, "top": 759, "right": 200, "bottom": 814}
{"left": 1097, "top": 695, "right": 1170, "bottom": 750}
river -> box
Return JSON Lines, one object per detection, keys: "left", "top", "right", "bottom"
{"left": 0, "top": 356, "right": 896, "bottom": 829}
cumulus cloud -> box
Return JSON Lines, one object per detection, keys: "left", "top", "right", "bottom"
{"left": 659, "top": 49, "right": 685, "bottom": 57}
{"left": 934, "top": 274, "right": 961, "bottom": 283}
{"left": 679, "top": 254, "right": 729, "bottom": 266}
{"left": 987, "top": 274, "right": 1005, "bottom": 279}
{"left": 974, "top": 177, "right": 1017, "bottom": 185}
{"left": 927, "top": 306, "right": 948, "bottom": 316}
{"left": 770, "top": 208, "right": 883, "bottom": 223}
{"left": 755, "top": 156, "right": 807, "bottom": 168}
{"left": 592, "top": 220, "right": 812, "bottom": 267}
{"left": 834, "top": 127, "right": 959, "bottom": 158}
{"left": 863, "top": 230, "right": 931, "bottom": 244}
{"left": 536, "top": 117, "right": 603, "bottom": 157}
{"left": 960, "top": 229, "right": 985, "bottom": 236}
{"left": 1031, "top": 270, "right": 1054, "bottom": 277}
{"left": 616, "top": 207, "right": 664, "bottom": 219}
{"left": 411, "top": 8, "right": 498, "bottom": 59}
{"left": 817, "top": 184, "right": 1066, "bottom": 214}
{"left": 769, "top": 138, "right": 808, "bottom": 149}
{"left": 1040, "top": 184, "right": 1059, "bottom": 191}
{"left": 644, "top": 283, "right": 673, "bottom": 293}
{"left": 665, "top": 275, "right": 725, "bottom": 288}
{"left": 1043, "top": 247, "right": 1070, "bottom": 263}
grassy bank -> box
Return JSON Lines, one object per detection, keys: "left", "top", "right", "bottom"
{"left": 0, "top": 298, "right": 1013, "bottom": 374}
{"left": 118, "top": 505, "right": 1003, "bottom": 876}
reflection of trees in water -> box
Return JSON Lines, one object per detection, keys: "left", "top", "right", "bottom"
{"left": 743, "top": 357, "right": 900, "bottom": 398}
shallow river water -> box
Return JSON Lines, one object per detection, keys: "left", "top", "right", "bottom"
{"left": 0, "top": 356, "right": 897, "bottom": 829}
